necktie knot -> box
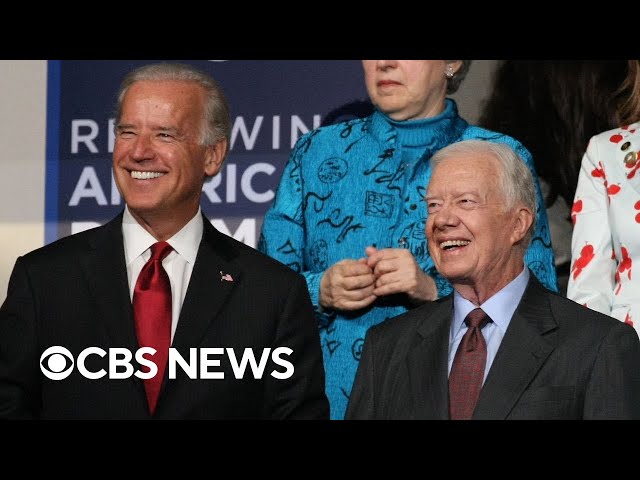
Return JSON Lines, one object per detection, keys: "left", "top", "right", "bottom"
{"left": 149, "top": 241, "right": 173, "bottom": 263}
{"left": 464, "top": 308, "right": 489, "bottom": 329}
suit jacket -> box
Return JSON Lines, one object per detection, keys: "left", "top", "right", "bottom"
{"left": 0, "top": 212, "right": 329, "bottom": 419}
{"left": 345, "top": 274, "right": 640, "bottom": 419}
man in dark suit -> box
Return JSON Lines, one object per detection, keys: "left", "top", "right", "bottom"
{"left": 346, "top": 139, "right": 640, "bottom": 420}
{"left": 0, "top": 62, "right": 329, "bottom": 419}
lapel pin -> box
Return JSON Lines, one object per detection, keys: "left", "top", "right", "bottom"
{"left": 220, "top": 271, "right": 234, "bottom": 282}
{"left": 624, "top": 151, "right": 637, "bottom": 167}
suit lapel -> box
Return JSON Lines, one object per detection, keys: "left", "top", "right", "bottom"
{"left": 170, "top": 216, "right": 240, "bottom": 352}
{"left": 407, "top": 298, "right": 452, "bottom": 419}
{"left": 81, "top": 214, "right": 140, "bottom": 353}
{"left": 473, "top": 275, "right": 558, "bottom": 420}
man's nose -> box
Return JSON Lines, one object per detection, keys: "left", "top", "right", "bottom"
{"left": 130, "top": 134, "right": 155, "bottom": 161}
{"left": 431, "top": 204, "right": 459, "bottom": 229}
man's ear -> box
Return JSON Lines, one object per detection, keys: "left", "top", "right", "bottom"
{"left": 204, "top": 139, "right": 228, "bottom": 177}
{"left": 511, "top": 206, "right": 534, "bottom": 244}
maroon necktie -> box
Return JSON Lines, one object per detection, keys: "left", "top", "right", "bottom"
{"left": 133, "top": 241, "right": 173, "bottom": 415}
{"left": 449, "top": 308, "right": 490, "bottom": 420}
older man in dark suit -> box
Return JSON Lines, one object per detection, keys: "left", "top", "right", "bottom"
{"left": 0, "top": 63, "right": 328, "bottom": 419}
{"left": 346, "top": 139, "right": 640, "bottom": 420}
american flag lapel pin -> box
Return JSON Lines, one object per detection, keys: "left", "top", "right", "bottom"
{"left": 220, "top": 271, "right": 234, "bottom": 282}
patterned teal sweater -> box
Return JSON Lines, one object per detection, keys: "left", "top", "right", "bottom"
{"left": 259, "top": 99, "right": 557, "bottom": 419}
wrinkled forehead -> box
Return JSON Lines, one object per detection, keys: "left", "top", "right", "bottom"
{"left": 123, "top": 80, "right": 206, "bottom": 110}
{"left": 428, "top": 154, "right": 500, "bottom": 194}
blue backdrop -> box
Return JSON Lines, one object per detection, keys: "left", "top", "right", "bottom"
{"left": 45, "top": 60, "right": 368, "bottom": 247}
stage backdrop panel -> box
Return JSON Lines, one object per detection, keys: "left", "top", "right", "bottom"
{"left": 45, "top": 60, "right": 368, "bottom": 247}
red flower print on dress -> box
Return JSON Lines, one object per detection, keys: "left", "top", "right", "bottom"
{"left": 571, "top": 199, "right": 582, "bottom": 225}
{"left": 607, "top": 183, "right": 621, "bottom": 199}
{"left": 614, "top": 246, "right": 632, "bottom": 295}
{"left": 625, "top": 312, "right": 634, "bottom": 327}
{"left": 591, "top": 162, "right": 605, "bottom": 179}
{"left": 572, "top": 243, "right": 595, "bottom": 280}
{"left": 635, "top": 200, "right": 640, "bottom": 224}
{"left": 591, "top": 161, "right": 620, "bottom": 203}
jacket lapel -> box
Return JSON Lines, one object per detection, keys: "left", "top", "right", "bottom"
{"left": 81, "top": 213, "right": 140, "bottom": 353}
{"left": 473, "top": 274, "right": 558, "bottom": 420}
{"left": 407, "top": 298, "right": 452, "bottom": 419}
{"left": 170, "top": 216, "right": 240, "bottom": 353}
{"left": 79, "top": 213, "right": 242, "bottom": 415}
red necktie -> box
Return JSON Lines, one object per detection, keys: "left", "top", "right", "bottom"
{"left": 449, "top": 308, "right": 490, "bottom": 420}
{"left": 133, "top": 241, "right": 173, "bottom": 415}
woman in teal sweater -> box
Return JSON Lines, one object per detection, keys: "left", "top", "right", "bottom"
{"left": 259, "top": 60, "right": 557, "bottom": 419}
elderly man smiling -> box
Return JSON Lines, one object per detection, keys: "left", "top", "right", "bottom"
{"left": 346, "top": 139, "right": 640, "bottom": 420}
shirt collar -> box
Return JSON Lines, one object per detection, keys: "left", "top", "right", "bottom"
{"left": 122, "top": 206, "right": 203, "bottom": 265}
{"left": 452, "top": 267, "right": 530, "bottom": 336}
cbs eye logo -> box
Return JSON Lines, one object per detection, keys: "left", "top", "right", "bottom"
{"left": 40, "top": 346, "right": 75, "bottom": 380}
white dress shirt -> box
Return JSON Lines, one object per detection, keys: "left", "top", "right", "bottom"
{"left": 122, "top": 206, "right": 203, "bottom": 343}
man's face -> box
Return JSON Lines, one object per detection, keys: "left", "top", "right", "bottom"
{"left": 425, "top": 153, "right": 528, "bottom": 289}
{"left": 113, "top": 80, "right": 222, "bottom": 224}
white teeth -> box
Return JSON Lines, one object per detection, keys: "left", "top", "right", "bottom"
{"left": 131, "top": 171, "right": 165, "bottom": 180}
{"left": 440, "top": 240, "right": 470, "bottom": 249}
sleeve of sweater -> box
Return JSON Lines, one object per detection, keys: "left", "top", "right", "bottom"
{"left": 258, "top": 132, "right": 334, "bottom": 325}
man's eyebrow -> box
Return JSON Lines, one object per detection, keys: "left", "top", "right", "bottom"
{"left": 155, "top": 126, "right": 180, "bottom": 133}
{"left": 114, "top": 124, "right": 181, "bottom": 134}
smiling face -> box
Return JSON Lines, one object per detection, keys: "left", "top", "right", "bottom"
{"left": 362, "top": 60, "right": 460, "bottom": 121}
{"left": 425, "top": 152, "right": 531, "bottom": 298}
{"left": 113, "top": 80, "right": 225, "bottom": 234}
